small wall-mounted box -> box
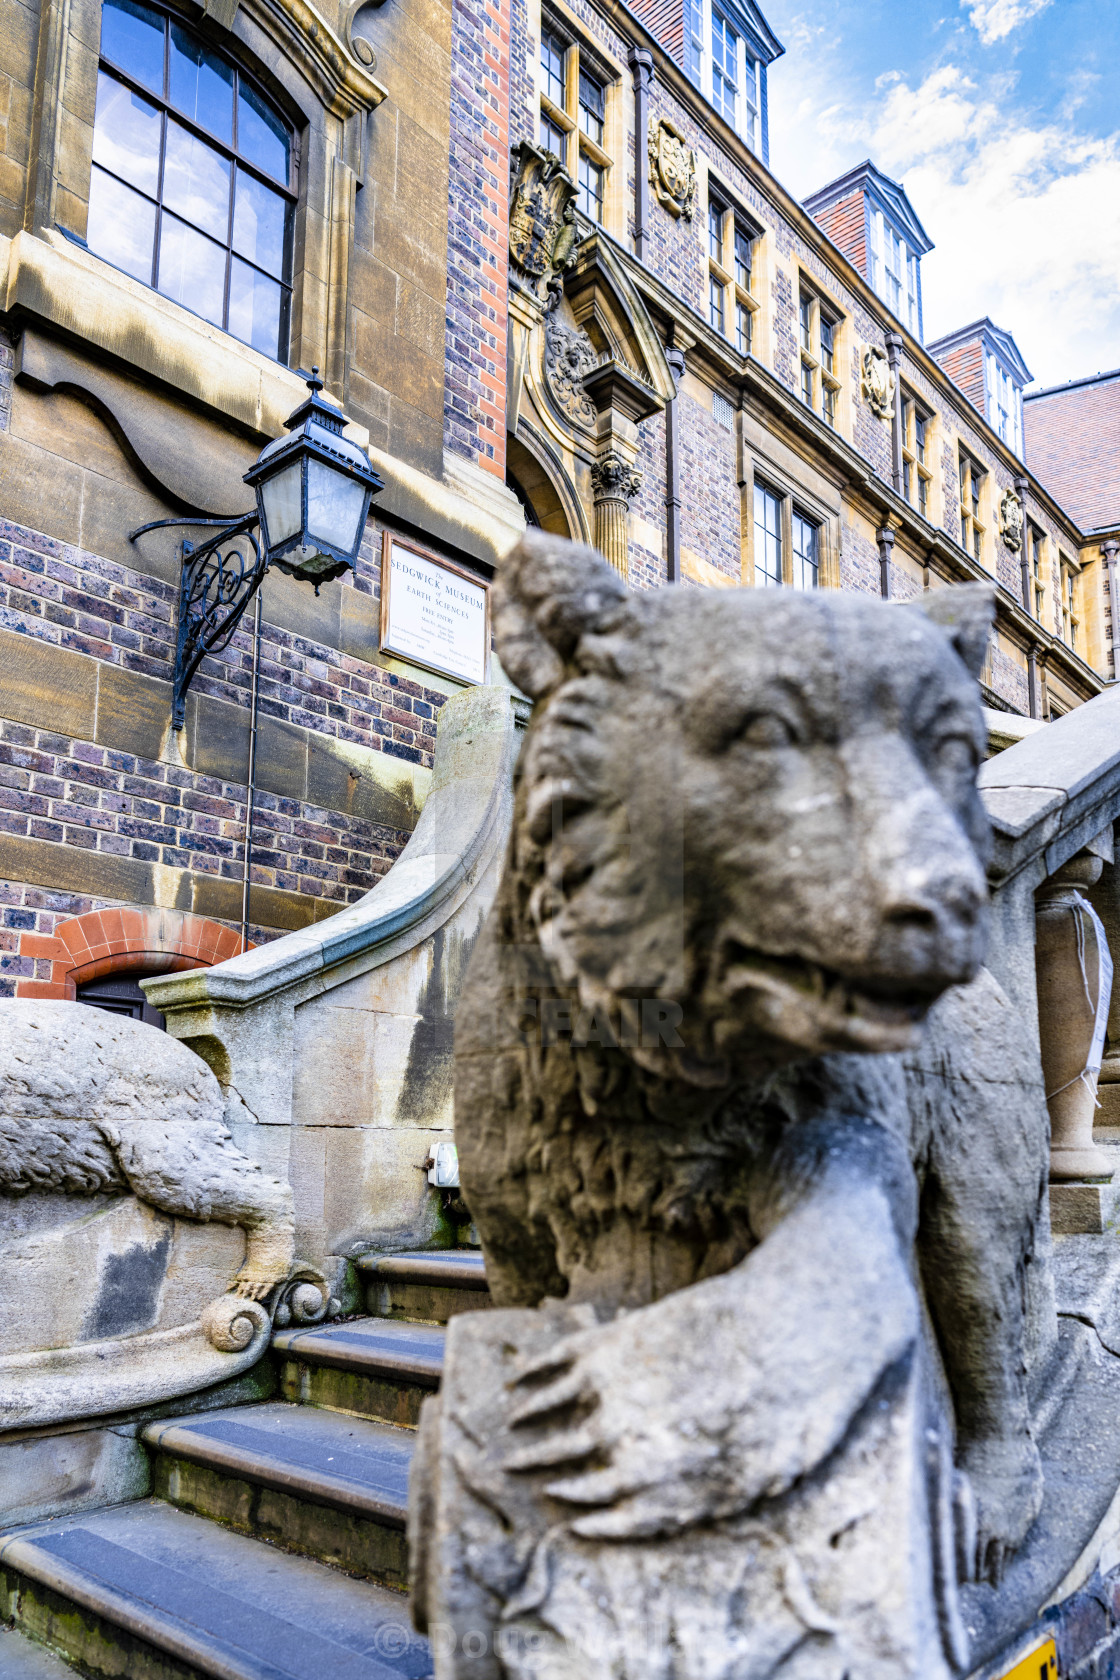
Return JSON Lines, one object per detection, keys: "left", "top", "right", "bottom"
{"left": 426, "top": 1140, "right": 460, "bottom": 1188}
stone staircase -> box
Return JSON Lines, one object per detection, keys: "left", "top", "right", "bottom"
{"left": 0, "top": 1251, "right": 488, "bottom": 1679}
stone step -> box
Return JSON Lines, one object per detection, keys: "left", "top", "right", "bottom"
{"left": 0, "top": 1499, "right": 431, "bottom": 1680}
{"left": 356, "top": 1249, "right": 490, "bottom": 1325}
{"left": 142, "top": 1402, "right": 413, "bottom": 1587}
{"left": 273, "top": 1318, "right": 445, "bottom": 1426}
{"left": 0, "top": 1629, "right": 81, "bottom": 1676}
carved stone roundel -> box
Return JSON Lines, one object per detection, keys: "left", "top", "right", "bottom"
{"left": 544, "top": 314, "right": 599, "bottom": 431}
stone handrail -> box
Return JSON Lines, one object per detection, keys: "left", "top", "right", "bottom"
{"left": 144, "top": 683, "right": 526, "bottom": 1139}
{"left": 978, "top": 683, "right": 1120, "bottom": 1042}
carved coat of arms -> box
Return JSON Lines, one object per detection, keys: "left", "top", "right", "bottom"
{"left": 544, "top": 313, "right": 599, "bottom": 430}
{"left": 648, "top": 117, "right": 697, "bottom": 220}
{"left": 509, "top": 141, "right": 580, "bottom": 298}
{"left": 1000, "top": 488, "right": 1024, "bottom": 552}
{"left": 861, "top": 345, "right": 895, "bottom": 421}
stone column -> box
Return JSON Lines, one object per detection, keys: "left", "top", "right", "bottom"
{"left": 1037, "top": 852, "right": 1115, "bottom": 1182}
{"left": 591, "top": 452, "right": 642, "bottom": 579}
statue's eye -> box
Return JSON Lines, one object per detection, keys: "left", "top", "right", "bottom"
{"left": 933, "top": 733, "right": 978, "bottom": 777}
{"left": 733, "top": 712, "right": 798, "bottom": 750}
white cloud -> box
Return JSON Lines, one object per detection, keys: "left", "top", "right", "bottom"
{"left": 963, "top": 0, "right": 1052, "bottom": 47}
{"left": 769, "top": 58, "right": 1120, "bottom": 386}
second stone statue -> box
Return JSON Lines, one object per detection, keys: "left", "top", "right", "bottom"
{"left": 409, "top": 531, "right": 1051, "bottom": 1680}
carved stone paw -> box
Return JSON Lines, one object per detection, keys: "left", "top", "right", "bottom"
{"left": 958, "top": 1433, "right": 1043, "bottom": 1586}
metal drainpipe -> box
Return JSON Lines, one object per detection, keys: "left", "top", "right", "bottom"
{"left": 1103, "top": 538, "right": 1120, "bottom": 683}
{"left": 240, "top": 589, "right": 263, "bottom": 953}
{"left": 885, "top": 332, "right": 904, "bottom": 496}
{"left": 1015, "top": 473, "right": 1032, "bottom": 613}
{"left": 875, "top": 524, "right": 895, "bottom": 600}
{"left": 665, "top": 346, "right": 686, "bottom": 584}
{"left": 628, "top": 48, "right": 654, "bottom": 265}
{"left": 1016, "top": 472, "right": 1040, "bottom": 720}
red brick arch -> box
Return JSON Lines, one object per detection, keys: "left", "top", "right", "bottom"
{"left": 15, "top": 908, "right": 250, "bottom": 1001}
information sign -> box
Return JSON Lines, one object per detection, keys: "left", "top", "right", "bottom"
{"left": 379, "top": 535, "right": 490, "bottom": 686}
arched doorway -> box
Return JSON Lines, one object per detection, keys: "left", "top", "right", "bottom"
{"left": 506, "top": 435, "right": 576, "bottom": 538}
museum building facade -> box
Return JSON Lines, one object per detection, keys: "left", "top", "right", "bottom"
{"left": 0, "top": 0, "right": 1114, "bottom": 999}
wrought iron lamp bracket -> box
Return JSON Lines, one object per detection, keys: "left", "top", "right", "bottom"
{"left": 130, "top": 513, "right": 268, "bottom": 730}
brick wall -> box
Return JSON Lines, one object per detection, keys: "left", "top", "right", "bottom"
{"left": 445, "top": 0, "right": 510, "bottom": 475}
{"left": 0, "top": 512, "right": 449, "bottom": 986}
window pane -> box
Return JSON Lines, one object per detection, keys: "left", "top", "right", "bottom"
{"left": 260, "top": 458, "right": 303, "bottom": 547}
{"left": 238, "top": 81, "right": 290, "bottom": 184}
{"left": 157, "top": 212, "right": 227, "bottom": 326}
{"left": 799, "top": 294, "right": 811, "bottom": 351}
{"left": 734, "top": 227, "right": 752, "bottom": 290}
{"left": 100, "top": 0, "right": 164, "bottom": 94}
{"left": 307, "top": 458, "right": 365, "bottom": 552}
{"left": 232, "top": 169, "right": 290, "bottom": 278}
{"left": 163, "top": 118, "right": 231, "bottom": 240}
{"left": 87, "top": 165, "right": 156, "bottom": 281}
{"left": 800, "top": 361, "right": 813, "bottom": 405}
{"left": 578, "top": 69, "right": 604, "bottom": 144}
{"left": 169, "top": 23, "right": 233, "bottom": 144}
{"left": 228, "top": 257, "right": 284, "bottom": 358}
{"left": 753, "top": 485, "right": 782, "bottom": 586}
{"left": 540, "top": 112, "right": 565, "bottom": 155}
{"left": 708, "top": 201, "right": 723, "bottom": 262}
{"left": 541, "top": 30, "right": 566, "bottom": 107}
{"left": 92, "top": 71, "right": 161, "bottom": 197}
{"left": 712, "top": 11, "right": 738, "bottom": 126}
{"left": 736, "top": 301, "right": 750, "bottom": 355}
{"left": 685, "top": 0, "right": 703, "bottom": 86}
{"left": 709, "top": 274, "right": 724, "bottom": 334}
{"left": 792, "top": 513, "right": 819, "bottom": 588}
{"left": 578, "top": 153, "right": 603, "bottom": 222}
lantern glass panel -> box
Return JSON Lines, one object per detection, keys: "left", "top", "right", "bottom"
{"left": 306, "top": 458, "right": 366, "bottom": 553}
{"left": 259, "top": 459, "right": 302, "bottom": 548}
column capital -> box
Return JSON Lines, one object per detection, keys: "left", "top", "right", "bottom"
{"left": 592, "top": 451, "right": 642, "bottom": 506}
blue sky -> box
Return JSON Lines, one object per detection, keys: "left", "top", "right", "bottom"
{"left": 760, "top": 0, "right": 1120, "bottom": 388}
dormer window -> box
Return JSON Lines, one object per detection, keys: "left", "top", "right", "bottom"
{"left": 987, "top": 353, "right": 1023, "bottom": 454}
{"left": 88, "top": 0, "right": 295, "bottom": 362}
{"left": 681, "top": 0, "right": 775, "bottom": 156}
{"left": 869, "top": 209, "right": 918, "bottom": 335}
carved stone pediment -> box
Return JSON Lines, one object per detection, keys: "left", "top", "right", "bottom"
{"left": 509, "top": 142, "right": 580, "bottom": 301}
{"left": 648, "top": 117, "right": 697, "bottom": 220}
{"left": 1000, "top": 488, "right": 1024, "bottom": 552}
{"left": 543, "top": 313, "right": 600, "bottom": 431}
{"left": 562, "top": 232, "right": 676, "bottom": 412}
{"left": 861, "top": 344, "right": 895, "bottom": 421}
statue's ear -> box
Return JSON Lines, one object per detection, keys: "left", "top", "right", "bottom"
{"left": 912, "top": 584, "right": 995, "bottom": 681}
{"left": 492, "top": 531, "right": 630, "bottom": 700}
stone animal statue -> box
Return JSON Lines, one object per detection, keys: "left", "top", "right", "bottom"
{"left": 410, "top": 533, "right": 1051, "bottom": 1680}
{"left": 0, "top": 999, "right": 294, "bottom": 1300}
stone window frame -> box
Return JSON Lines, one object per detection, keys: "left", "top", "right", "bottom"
{"left": 742, "top": 454, "right": 839, "bottom": 592}
{"left": 536, "top": 8, "right": 623, "bottom": 236}
{"left": 796, "top": 278, "right": 842, "bottom": 432}
{"left": 1060, "top": 551, "right": 1081, "bottom": 653}
{"left": 26, "top": 0, "right": 385, "bottom": 399}
{"left": 1028, "top": 522, "right": 1049, "bottom": 627}
{"left": 958, "top": 447, "right": 988, "bottom": 565}
{"left": 705, "top": 169, "right": 761, "bottom": 361}
{"left": 900, "top": 388, "right": 934, "bottom": 523}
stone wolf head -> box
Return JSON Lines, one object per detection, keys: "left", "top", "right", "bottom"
{"left": 493, "top": 532, "right": 993, "bottom": 1087}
